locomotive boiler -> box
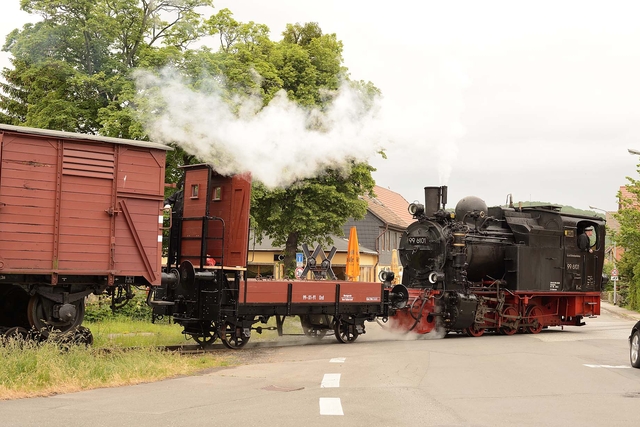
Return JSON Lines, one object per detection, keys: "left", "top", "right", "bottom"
{"left": 390, "top": 186, "right": 605, "bottom": 337}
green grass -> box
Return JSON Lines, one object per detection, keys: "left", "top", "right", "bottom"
{"left": 0, "top": 338, "right": 234, "bottom": 400}
{"left": 0, "top": 315, "right": 316, "bottom": 400}
{"left": 86, "top": 318, "right": 191, "bottom": 347}
{"left": 87, "top": 315, "right": 307, "bottom": 347}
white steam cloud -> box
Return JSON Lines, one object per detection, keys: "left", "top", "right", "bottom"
{"left": 134, "top": 63, "right": 469, "bottom": 188}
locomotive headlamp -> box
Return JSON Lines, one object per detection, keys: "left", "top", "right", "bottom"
{"left": 428, "top": 271, "right": 445, "bottom": 284}
{"left": 379, "top": 270, "right": 395, "bottom": 283}
{"left": 408, "top": 203, "right": 424, "bottom": 216}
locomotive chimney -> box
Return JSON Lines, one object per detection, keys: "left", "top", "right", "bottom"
{"left": 440, "top": 186, "right": 448, "bottom": 210}
{"left": 424, "top": 186, "right": 443, "bottom": 217}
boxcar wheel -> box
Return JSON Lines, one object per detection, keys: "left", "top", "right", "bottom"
{"left": 631, "top": 330, "right": 640, "bottom": 368}
{"left": 334, "top": 318, "right": 359, "bottom": 343}
{"left": 27, "top": 294, "right": 85, "bottom": 332}
{"left": 220, "top": 322, "right": 250, "bottom": 349}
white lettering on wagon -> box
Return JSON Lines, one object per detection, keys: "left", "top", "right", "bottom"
{"left": 366, "top": 296, "right": 381, "bottom": 302}
{"left": 341, "top": 294, "right": 353, "bottom": 301}
{"left": 302, "top": 295, "right": 325, "bottom": 301}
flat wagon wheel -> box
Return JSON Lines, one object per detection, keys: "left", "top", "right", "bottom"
{"left": 524, "top": 306, "right": 544, "bottom": 334}
{"left": 499, "top": 306, "right": 518, "bottom": 336}
{"left": 220, "top": 322, "right": 250, "bottom": 349}
{"left": 27, "top": 294, "right": 85, "bottom": 333}
{"left": 334, "top": 318, "right": 359, "bottom": 344}
{"left": 300, "top": 316, "right": 328, "bottom": 339}
{"left": 193, "top": 331, "right": 218, "bottom": 347}
{"left": 302, "top": 324, "right": 327, "bottom": 339}
{"left": 465, "top": 324, "right": 485, "bottom": 337}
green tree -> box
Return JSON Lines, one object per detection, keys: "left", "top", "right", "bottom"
{"left": 191, "top": 14, "right": 381, "bottom": 275}
{"left": 614, "top": 169, "right": 640, "bottom": 310}
{"left": 251, "top": 162, "right": 376, "bottom": 277}
{"left": 1, "top": 0, "right": 213, "bottom": 135}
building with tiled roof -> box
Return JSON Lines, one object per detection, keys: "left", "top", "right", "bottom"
{"left": 619, "top": 185, "right": 638, "bottom": 210}
{"left": 246, "top": 185, "right": 413, "bottom": 282}
{"left": 343, "top": 185, "right": 412, "bottom": 269}
{"left": 247, "top": 231, "right": 378, "bottom": 281}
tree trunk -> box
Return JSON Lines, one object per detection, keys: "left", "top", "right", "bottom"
{"left": 284, "top": 232, "right": 299, "bottom": 279}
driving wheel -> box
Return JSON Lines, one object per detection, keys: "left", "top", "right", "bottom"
{"left": 499, "top": 306, "right": 518, "bottom": 336}
{"left": 465, "top": 324, "right": 485, "bottom": 337}
{"left": 524, "top": 306, "right": 544, "bottom": 334}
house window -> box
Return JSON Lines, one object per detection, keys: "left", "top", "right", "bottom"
{"left": 392, "top": 231, "right": 399, "bottom": 250}
{"left": 190, "top": 184, "right": 199, "bottom": 199}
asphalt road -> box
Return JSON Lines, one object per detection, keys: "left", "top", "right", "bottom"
{"left": 2, "top": 304, "right": 639, "bottom": 427}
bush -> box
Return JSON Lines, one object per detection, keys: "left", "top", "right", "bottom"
{"left": 85, "top": 292, "right": 153, "bottom": 322}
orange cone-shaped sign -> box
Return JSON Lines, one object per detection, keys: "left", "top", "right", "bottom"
{"left": 346, "top": 226, "right": 360, "bottom": 281}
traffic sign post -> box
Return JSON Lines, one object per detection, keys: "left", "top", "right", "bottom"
{"left": 611, "top": 268, "right": 619, "bottom": 305}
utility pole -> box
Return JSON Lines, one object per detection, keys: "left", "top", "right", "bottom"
{"left": 589, "top": 205, "right": 617, "bottom": 304}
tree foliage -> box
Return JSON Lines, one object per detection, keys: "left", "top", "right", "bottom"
{"left": 614, "top": 169, "right": 640, "bottom": 310}
{"left": 1, "top": 0, "right": 213, "bottom": 134}
{"left": 251, "top": 162, "right": 376, "bottom": 277}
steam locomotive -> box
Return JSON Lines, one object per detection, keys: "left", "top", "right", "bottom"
{"left": 0, "top": 124, "right": 604, "bottom": 346}
{"left": 391, "top": 186, "right": 605, "bottom": 336}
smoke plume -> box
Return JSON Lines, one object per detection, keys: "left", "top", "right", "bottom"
{"left": 134, "top": 63, "right": 469, "bottom": 189}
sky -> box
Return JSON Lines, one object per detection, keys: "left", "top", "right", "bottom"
{"left": 2, "top": 1, "right": 640, "bottom": 212}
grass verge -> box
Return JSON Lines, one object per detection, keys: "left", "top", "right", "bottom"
{"left": 0, "top": 316, "right": 311, "bottom": 400}
{"left": 0, "top": 318, "right": 239, "bottom": 401}
{"left": 0, "top": 338, "right": 235, "bottom": 400}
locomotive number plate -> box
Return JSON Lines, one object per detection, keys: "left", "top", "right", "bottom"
{"left": 408, "top": 236, "right": 429, "bottom": 245}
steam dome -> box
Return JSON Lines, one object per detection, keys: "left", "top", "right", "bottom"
{"left": 455, "top": 196, "right": 488, "bottom": 223}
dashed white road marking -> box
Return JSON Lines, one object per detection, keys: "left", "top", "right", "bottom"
{"left": 584, "top": 364, "right": 630, "bottom": 369}
{"left": 319, "top": 397, "right": 344, "bottom": 415}
{"left": 321, "top": 373, "right": 341, "bottom": 388}
{"left": 320, "top": 358, "right": 346, "bottom": 416}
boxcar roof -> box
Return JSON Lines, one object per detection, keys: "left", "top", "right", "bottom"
{"left": 0, "top": 123, "right": 173, "bottom": 151}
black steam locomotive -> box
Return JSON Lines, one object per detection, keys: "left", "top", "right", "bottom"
{"left": 390, "top": 186, "right": 605, "bottom": 336}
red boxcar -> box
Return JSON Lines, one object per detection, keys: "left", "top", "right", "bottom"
{"left": 0, "top": 124, "right": 171, "bottom": 332}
